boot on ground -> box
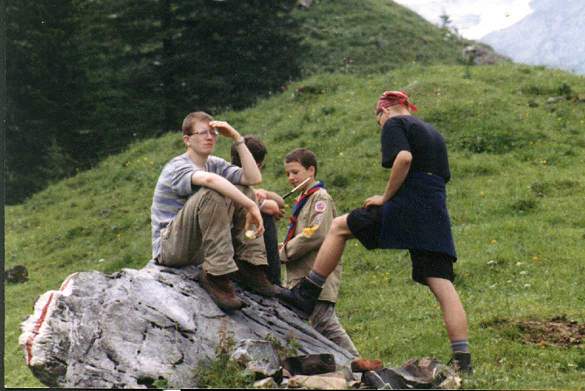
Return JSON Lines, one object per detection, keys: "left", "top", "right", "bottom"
{"left": 448, "top": 352, "right": 473, "bottom": 375}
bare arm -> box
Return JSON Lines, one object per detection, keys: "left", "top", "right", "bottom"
{"left": 233, "top": 142, "right": 262, "bottom": 185}
{"left": 363, "top": 150, "right": 412, "bottom": 207}
{"left": 260, "top": 199, "right": 284, "bottom": 220}
{"left": 210, "top": 120, "right": 262, "bottom": 185}
{"left": 256, "top": 189, "right": 285, "bottom": 208}
{"left": 192, "top": 171, "right": 264, "bottom": 236}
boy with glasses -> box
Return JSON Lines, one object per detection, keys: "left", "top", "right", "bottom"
{"left": 151, "top": 111, "right": 275, "bottom": 312}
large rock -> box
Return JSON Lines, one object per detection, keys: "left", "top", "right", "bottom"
{"left": 19, "top": 261, "right": 353, "bottom": 388}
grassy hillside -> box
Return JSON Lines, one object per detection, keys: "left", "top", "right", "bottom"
{"left": 5, "top": 63, "right": 585, "bottom": 388}
{"left": 293, "top": 0, "right": 472, "bottom": 76}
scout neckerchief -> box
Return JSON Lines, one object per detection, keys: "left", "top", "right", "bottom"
{"left": 284, "top": 181, "right": 325, "bottom": 244}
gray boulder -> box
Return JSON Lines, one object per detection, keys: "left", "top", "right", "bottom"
{"left": 19, "top": 261, "right": 353, "bottom": 388}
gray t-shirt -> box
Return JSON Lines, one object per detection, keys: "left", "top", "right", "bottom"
{"left": 150, "top": 153, "right": 242, "bottom": 259}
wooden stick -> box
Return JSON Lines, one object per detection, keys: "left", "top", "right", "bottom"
{"left": 282, "top": 177, "right": 312, "bottom": 199}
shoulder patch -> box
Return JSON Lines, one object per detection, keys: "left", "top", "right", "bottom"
{"left": 314, "top": 200, "right": 327, "bottom": 213}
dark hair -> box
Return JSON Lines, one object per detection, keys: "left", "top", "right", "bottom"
{"left": 285, "top": 148, "right": 318, "bottom": 176}
{"left": 231, "top": 135, "right": 267, "bottom": 167}
{"left": 181, "top": 111, "right": 213, "bottom": 136}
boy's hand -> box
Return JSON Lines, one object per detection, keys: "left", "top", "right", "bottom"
{"left": 255, "top": 189, "right": 268, "bottom": 203}
{"left": 209, "top": 120, "right": 240, "bottom": 140}
{"left": 363, "top": 195, "right": 384, "bottom": 208}
{"left": 244, "top": 204, "right": 265, "bottom": 238}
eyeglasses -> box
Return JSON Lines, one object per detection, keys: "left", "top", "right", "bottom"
{"left": 191, "top": 128, "right": 219, "bottom": 138}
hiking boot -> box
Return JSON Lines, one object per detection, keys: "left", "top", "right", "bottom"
{"left": 351, "top": 358, "right": 384, "bottom": 372}
{"left": 197, "top": 270, "right": 243, "bottom": 312}
{"left": 231, "top": 260, "right": 276, "bottom": 297}
{"left": 449, "top": 352, "right": 473, "bottom": 375}
{"left": 276, "top": 277, "right": 322, "bottom": 316}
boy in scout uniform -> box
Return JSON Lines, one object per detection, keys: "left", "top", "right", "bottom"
{"left": 278, "top": 148, "right": 359, "bottom": 357}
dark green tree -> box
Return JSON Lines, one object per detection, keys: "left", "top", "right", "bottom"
{"left": 6, "top": 0, "right": 88, "bottom": 204}
{"left": 7, "top": 0, "right": 300, "bottom": 204}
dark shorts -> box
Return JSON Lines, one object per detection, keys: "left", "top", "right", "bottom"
{"left": 346, "top": 206, "right": 455, "bottom": 285}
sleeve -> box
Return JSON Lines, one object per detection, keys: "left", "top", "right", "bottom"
{"left": 279, "top": 192, "right": 334, "bottom": 263}
{"left": 209, "top": 156, "right": 243, "bottom": 185}
{"left": 381, "top": 118, "right": 411, "bottom": 168}
{"left": 169, "top": 160, "right": 201, "bottom": 197}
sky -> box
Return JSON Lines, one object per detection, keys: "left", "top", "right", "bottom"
{"left": 393, "top": 0, "right": 533, "bottom": 40}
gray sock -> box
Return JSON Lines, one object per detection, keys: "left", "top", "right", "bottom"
{"left": 451, "top": 340, "right": 469, "bottom": 353}
{"left": 307, "top": 270, "right": 326, "bottom": 287}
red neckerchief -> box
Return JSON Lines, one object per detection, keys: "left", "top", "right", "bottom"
{"left": 284, "top": 181, "right": 324, "bottom": 244}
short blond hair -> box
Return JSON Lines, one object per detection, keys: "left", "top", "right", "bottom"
{"left": 181, "top": 111, "right": 213, "bottom": 136}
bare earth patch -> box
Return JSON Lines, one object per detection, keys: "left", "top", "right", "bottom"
{"left": 482, "top": 316, "right": 585, "bottom": 348}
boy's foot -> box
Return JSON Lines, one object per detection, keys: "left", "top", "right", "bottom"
{"left": 275, "top": 277, "right": 322, "bottom": 316}
{"left": 231, "top": 260, "right": 276, "bottom": 297}
{"left": 197, "top": 270, "right": 243, "bottom": 311}
{"left": 448, "top": 352, "right": 473, "bottom": 375}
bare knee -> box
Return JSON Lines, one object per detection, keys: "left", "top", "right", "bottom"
{"left": 330, "top": 215, "right": 352, "bottom": 238}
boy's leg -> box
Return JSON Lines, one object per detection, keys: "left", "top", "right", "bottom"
{"left": 262, "top": 212, "right": 281, "bottom": 285}
{"left": 411, "top": 251, "right": 472, "bottom": 372}
{"left": 278, "top": 208, "right": 385, "bottom": 315}
{"left": 230, "top": 185, "right": 268, "bottom": 267}
{"left": 425, "top": 277, "right": 468, "bottom": 342}
{"left": 277, "top": 214, "right": 353, "bottom": 314}
{"left": 312, "top": 214, "right": 353, "bottom": 277}
{"left": 229, "top": 185, "right": 275, "bottom": 296}
{"left": 310, "top": 302, "right": 360, "bottom": 358}
{"left": 160, "top": 188, "right": 237, "bottom": 274}
{"left": 159, "top": 188, "right": 242, "bottom": 311}
{"left": 426, "top": 276, "right": 472, "bottom": 373}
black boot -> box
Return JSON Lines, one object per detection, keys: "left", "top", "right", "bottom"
{"left": 276, "top": 277, "right": 322, "bottom": 316}
{"left": 449, "top": 352, "right": 473, "bottom": 375}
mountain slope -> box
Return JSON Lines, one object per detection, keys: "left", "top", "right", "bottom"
{"left": 482, "top": 0, "right": 585, "bottom": 74}
{"left": 5, "top": 63, "right": 585, "bottom": 388}
{"left": 293, "top": 0, "right": 471, "bottom": 75}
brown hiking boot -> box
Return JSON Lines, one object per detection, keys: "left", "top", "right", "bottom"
{"left": 197, "top": 270, "right": 243, "bottom": 312}
{"left": 351, "top": 358, "right": 384, "bottom": 372}
{"left": 231, "top": 260, "right": 276, "bottom": 297}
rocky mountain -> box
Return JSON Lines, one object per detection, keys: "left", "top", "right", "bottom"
{"left": 481, "top": 0, "right": 585, "bottom": 74}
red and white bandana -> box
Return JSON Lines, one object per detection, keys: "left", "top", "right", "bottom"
{"left": 376, "top": 90, "right": 417, "bottom": 114}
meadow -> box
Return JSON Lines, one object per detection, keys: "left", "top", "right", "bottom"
{"left": 5, "top": 63, "right": 585, "bottom": 388}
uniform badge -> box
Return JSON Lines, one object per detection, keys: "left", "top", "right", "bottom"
{"left": 314, "top": 201, "right": 327, "bottom": 213}
{"left": 303, "top": 225, "right": 319, "bottom": 238}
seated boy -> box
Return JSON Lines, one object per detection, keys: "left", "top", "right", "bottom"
{"left": 277, "top": 148, "right": 359, "bottom": 357}
{"left": 231, "top": 136, "right": 285, "bottom": 285}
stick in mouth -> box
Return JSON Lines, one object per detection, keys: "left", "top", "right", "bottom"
{"left": 282, "top": 177, "right": 312, "bottom": 199}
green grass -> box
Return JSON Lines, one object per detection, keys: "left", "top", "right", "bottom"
{"left": 5, "top": 63, "right": 585, "bottom": 388}
{"left": 293, "top": 0, "right": 474, "bottom": 76}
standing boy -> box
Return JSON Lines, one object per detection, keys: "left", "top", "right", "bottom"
{"left": 279, "top": 92, "right": 472, "bottom": 372}
{"left": 278, "top": 148, "right": 359, "bottom": 357}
